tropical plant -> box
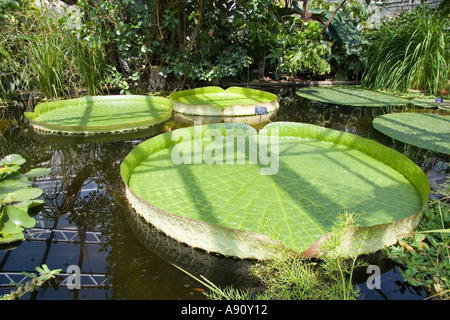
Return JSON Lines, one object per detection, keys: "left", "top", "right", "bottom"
{"left": 267, "top": 13, "right": 331, "bottom": 79}
{"left": 361, "top": 6, "right": 449, "bottom": 95}
{"left": 0, "top": 1, "right": 78, "bottom": 100}
{"left": 0, "top": 154, "right": 51, "bottom": 244}
{"left": 387, "top": 198, "right": 449, "bottom": 299}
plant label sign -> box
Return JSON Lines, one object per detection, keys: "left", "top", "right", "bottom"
{"left": 255, "top": 106, "right": 268, "bottom": 115}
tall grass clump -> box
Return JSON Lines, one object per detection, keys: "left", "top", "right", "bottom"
{"left": 71, "top": 39, "right": 107, "bottom": 96}
{"left": 0, "top": 1, "right": 36, "bottom": 100}
{"left": 25, "top": 22, "right": 72, "bottom": 100}
{"left": 361, "top": 6, "right": 449, "bottom": 95}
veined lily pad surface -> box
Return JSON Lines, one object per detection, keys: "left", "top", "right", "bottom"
{"left": 373, "top": 112, "right": 450, "bottom": 154}
{"left": 169, "top": 86, "right": 279, "bottom": 117}
{"left": 121, "top": 122, "right": 429, "bottom": 260}
{"left": 296, "top": 86, "right": 409, "bottom": 107}
{"left": 24, "top": 95, "right": 173, "bottom": 136}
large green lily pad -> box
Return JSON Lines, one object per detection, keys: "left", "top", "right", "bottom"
{"left": 373, "top": 112, "right": 450, "bottom": 154}
{"left": 169, "top": 86, "right": 279, "bottom": 117}
{"left": 410, "top": 98, "right": 449, "bottom": 109}
{"left": 24, "top": 95, "right": 173, "bottom": 136}
{"left": 296, "top": 86, "right": 409, "bottom": 107}
{"left": 121, "top": 122, "right": 429, "bottom": 259}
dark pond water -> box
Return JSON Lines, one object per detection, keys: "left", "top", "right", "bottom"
{"left": 0, "top": 87, "right": 447, "bottom": 300}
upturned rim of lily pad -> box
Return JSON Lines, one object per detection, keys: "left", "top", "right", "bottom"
{"left": 120, "top": 122, "right": 429, "bottom": 260}
{"left": 169, "top": 86, "right": 279, "bottom": 117}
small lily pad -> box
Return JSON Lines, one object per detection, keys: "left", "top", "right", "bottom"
{"left": 296, "top": 86, "right": 409, "bottom": 107}
{"left": 1, "top": 154, "right": 50, "bottom": 244}
{"left": 373, "top": 113, "right": 450, "bottom": 154}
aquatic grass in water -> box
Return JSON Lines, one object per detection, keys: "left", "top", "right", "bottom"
{"left": 361, "top": 7, "right": 449, "bottom": 95}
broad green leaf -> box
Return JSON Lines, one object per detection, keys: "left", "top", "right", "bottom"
{"left": 121, "top": 122, "right": 428, "bottom": 259}
{"left": 1, "top": 187, "right": 43, "bottom": 204}
{"left": 25, "top": 167, "right": 52, "bottom": 178}
{"left": 0, "top": 232, "right": 24, "bottom": 244}
{"left": 0, "top": 154, "right": 26, "bottom": 166}
{"left": 1, "top": 205, "right": 37, "bottom": 230}
{"left": 373, "top": 113, "right": 450, "bottom": 154}
{"left": 169, "top": 86, "right": 279, "bottom": 116}
{"left": 24, "top": 95, "right": 173, "bottom": 135}
{"left": 296, "top": 86, "right": 409, "bottom": 107}
{"left": 0, "top": 164, "right": 21, "bottom": 179}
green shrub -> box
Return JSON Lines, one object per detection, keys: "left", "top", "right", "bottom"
{"left": 361, "top": 6, "right": 449, "bottom": 95}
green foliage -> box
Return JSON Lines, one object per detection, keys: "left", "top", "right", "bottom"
{"left": 0, "top": 264, "right": 62, "bottom": 300}
{"left": 74, "top": 0, "right": 156, "bottom": 90}
{"left": 0, "top": 1, "right": 35, "bottom": 100}
{"left": 175, "top": 212, "right": 366, "bottom": 300}
{"left": 71, "top": 38, "right": 107, "bottom": 96}
{"left": 0, "top": 0, "right": 372, "bottom": 96}
{"left": 387, "top": 198, "right": 450, "bottom": 299}
{"left": 24, "top": 17, "right": 72, "bottom": 99}
{"left": 267, "top": 17, "right": 331, "bottom": 79}
{"left": 0, "top": 154, "right": 50, "bottom": 244}
{"left": 0, "top": 1, "right": 77, "bottom": 100}
{"left": 361, "top": 6, "right": 449, "bottom": 95}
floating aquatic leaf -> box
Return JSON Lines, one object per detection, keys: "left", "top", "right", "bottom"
{"left": 25, "top": 168, "right": 52, "bottom": 178}
{"left": 0, "top": 154, "right": 26, "bottom": 166}
{"left": 296, "top": 86, "right": 409, "bottom": 107}
{"left": 410, "top": 98, "right": 447, "bottom": 109}
{"left": 373, "top": 112, "right": 450, "bottom": 154}
{"left": 169, "top": 86, "right": 279, "bottom": 117}
{"left": 121, "top": 122, "right": 429, "bottom": 259}
{"left": 0, "top": 154, "right": 50, "bottom": 244}
{"left": 24, "top": 95, "right": 173, "bottom": 137}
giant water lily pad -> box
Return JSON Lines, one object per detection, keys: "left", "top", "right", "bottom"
{"left": 373, "top": 112, "right": 450, "bottom": 154}
{"left": 410, "top": 98, "right": 448, "bottom": 109}
{"left": 24, "top": 95, "right": 173, "bottom": 136}
{"left": 121, "top": 122, "right": 429, "bottom": 260}
{"left": 296, "top": 86, "right": 409, "bottom": 107}
{"left": 169, "top": 86, "right": 279, "bottom": 117}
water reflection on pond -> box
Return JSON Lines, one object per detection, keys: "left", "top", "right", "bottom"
{"left": 0, "top": 87, "right": 444, "bottom": 300}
